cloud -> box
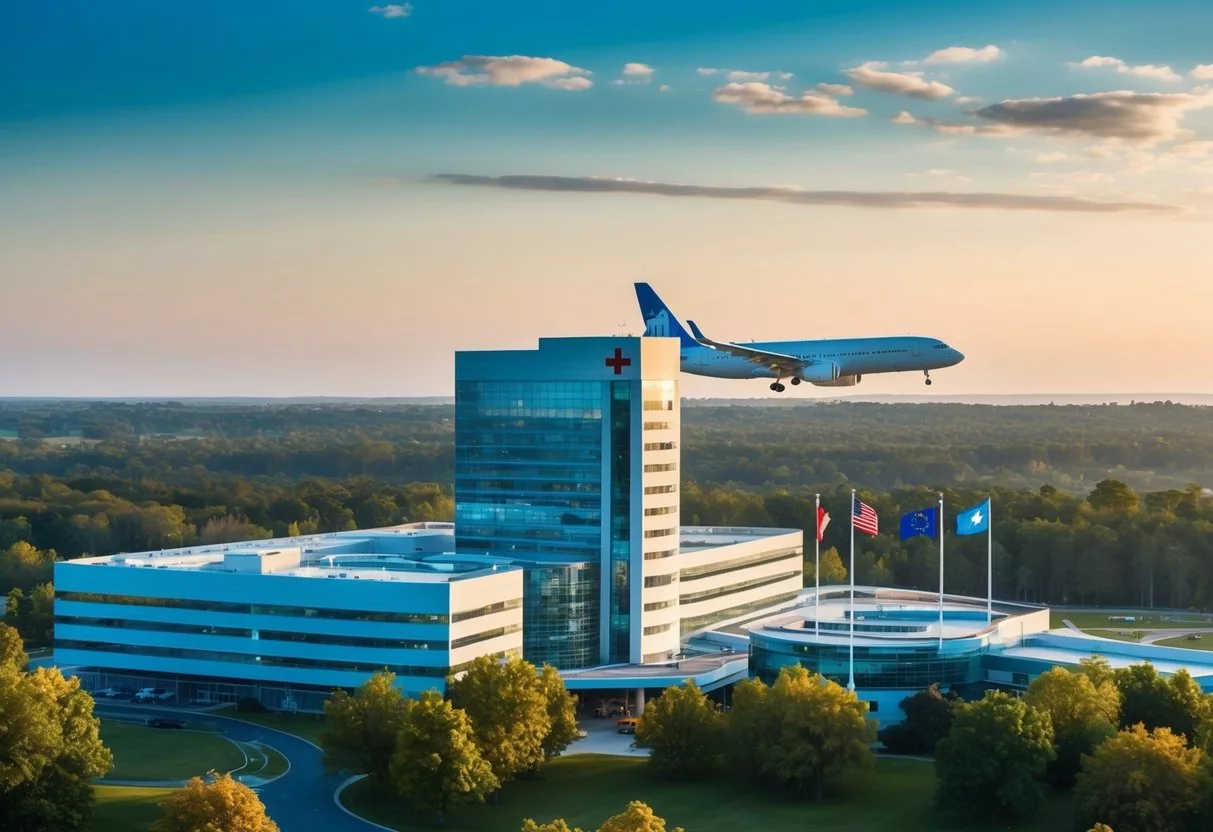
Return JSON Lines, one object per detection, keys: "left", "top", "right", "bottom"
{"left": 815, "top": 83, "right": 854, "bottom": 96}
{"left": 891, "top": 111, "right": 1014, "bottom": 136}
{"left": 844, "top": 62, "right": 954, "bottom": 99}
{"left": 712, "top": 82, "right": 867, "bottom": 116}
{"left": 429, "top": 173, "right": 1182, "bottom": 214}
{"left": 1192, "top": 65, "right": 1213, "bottom": 80}
{"left": 623, "top": 63, "right": 654, "bottom": 77}
{"left": 697, "top": 67, "right": 719, "bottom": 76}
{"left": 1071, "top": 56, "right": 1182, "bottom": 83}
{"left": 416, "top": 55, "right": 592, "bottom": 89}
{"left": 924, "top": 45, "right": 1003, "bottom": 64}
{"left": 974, "top": 90, "right": 1213, "bottom": 141}
{"left": 658, "top": 84, "right": 673, "bottom": 93}
{"left": 369, "top": 3, "right": 412, "bottom": 18}
{"left": 1034, "top": 151, "right": 1074, "bottom": 163}
{"left": 955, "top": 96, "right": 983, "bottom": 105}
{"left": 906, "top": 168, "right": 973, "bottom": 182}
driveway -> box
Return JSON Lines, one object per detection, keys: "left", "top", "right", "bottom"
{"left": 94, "top": 702, "right": 385, "bottom": 832}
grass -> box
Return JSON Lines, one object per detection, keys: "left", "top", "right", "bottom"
{"left": 234, "top": 741, "right": 291, "bottom": 780}
{"left": 100, "top": 721, "right": 246, "bottom": 781}
{"left": 92, "top": 785, "right": 174, "bottom": 832}
{"left": 341, "top": 754, "right": 1074, "bottom": 832}
{"left": 1049, "top": 609, "right": 1213, "bottom": 630}
{"left": 216, "top": 707, "right": 327, "bottom": 745}
{"left": 1155, "top": 636, "right": 1213, "bottom": 651}
{"left": 1083, "top": 628, "right": 1146, "bottom": 642}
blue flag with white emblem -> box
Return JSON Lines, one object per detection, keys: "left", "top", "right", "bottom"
{"left": 956, "top": 499, "right": 990, "bottom": 536}
{"left": 899, "top": 507, "right": 938, "bottom": 540}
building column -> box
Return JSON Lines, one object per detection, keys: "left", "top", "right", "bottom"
{"left": 634, "top": 688, "right": 645, "bottom": 716}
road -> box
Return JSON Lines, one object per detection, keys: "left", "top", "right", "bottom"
{"left": 94, "top": 703, "right": 385, "bottom": 832}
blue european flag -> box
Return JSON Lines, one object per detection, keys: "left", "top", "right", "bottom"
{"left": 956, "top": 499, "right": 991, "bottom": 536}
{"left": 899, "top": 507, "right": 938, "bottom": 540}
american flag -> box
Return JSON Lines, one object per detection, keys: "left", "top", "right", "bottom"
{"left": 853, "top": 496, "right": 879, "bottom": 536}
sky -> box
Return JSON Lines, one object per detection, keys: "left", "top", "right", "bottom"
{"left": 2, "top": 0, "right": 1212, "bottom": 398}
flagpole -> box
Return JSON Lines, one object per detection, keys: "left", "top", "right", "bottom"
{"left": 848, "top": 488, "right": 855, "bottom": 692}
{"left": 939, "top": 493, "right": 945, "bottom": 650}
{"left": 814, "top": 493, "right": 821, "bottom": 636}
{"left": 987, "top": 497, "right": 993, "bottom": 625}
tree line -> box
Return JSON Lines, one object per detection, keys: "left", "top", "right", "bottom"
{"left": 636, "top": 656, "right": 1213, "bottom": 832}
{"left": 3, "top": 399, "right": 1212, "bottom": 491}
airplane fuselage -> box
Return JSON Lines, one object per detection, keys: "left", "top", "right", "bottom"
{"left": 679, "top": 336, "right": 962, "bottom": 381}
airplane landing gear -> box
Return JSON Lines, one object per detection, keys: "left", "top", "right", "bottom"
{"left": 790, "top": 377, "right": 802, "bottom": 386}
{"left": 924, "top": 370, "right": 933, "bottom": 386}
{"left": 770, "top": 381, "right": 786, "bottom": 393}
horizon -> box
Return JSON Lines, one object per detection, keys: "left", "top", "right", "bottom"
{"left": 4, "top": 1, "right": 1213, "bottom": 397}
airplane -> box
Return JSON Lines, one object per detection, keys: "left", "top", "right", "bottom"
{"left": 634, "top": 282, "right": 965, "bottom": 392}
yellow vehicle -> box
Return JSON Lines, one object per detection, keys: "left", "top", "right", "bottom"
{"left": 616, "top": 717, "right": 642, "bottom": 734}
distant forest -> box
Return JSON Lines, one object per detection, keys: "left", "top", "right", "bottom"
{"left": 2, "top": 400, "right": 1211, "bottom": 626}
{"left": 2, "top": 398, "right": 1211, "bottom": 492}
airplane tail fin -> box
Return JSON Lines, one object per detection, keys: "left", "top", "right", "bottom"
{"left": 633, "top": 283, "right": 698, "bottom": 347}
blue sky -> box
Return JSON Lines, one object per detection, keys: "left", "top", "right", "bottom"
{"left": 2, "top": 1, "right": 1212, "bottom": 396}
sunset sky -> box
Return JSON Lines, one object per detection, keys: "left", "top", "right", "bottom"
{"left": 2, "top": 0, "right": 1212, "bottom": 397}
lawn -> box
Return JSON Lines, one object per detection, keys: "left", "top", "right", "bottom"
{"left": 92, "top": 785, "right": 174, "bottom": 832}
{"left": 1083, "top": 628, "right": 1146, "bottom": 642}
{"left": 1155, "top": 636, "right": 1213, "bottom": 651}
{"left": 342, "top": 754, "right": 1074, "bottom": 832}
{"left": 1050, "top": 609, "right": 1213, "bottom": 630}
{"left": 217, "top": 707, "right": 327, "bottom": 745}
{"left": 101, "top": 720, "right": 246, "bottom": 781}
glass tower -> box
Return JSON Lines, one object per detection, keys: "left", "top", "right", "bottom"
{"left": 454, "top": 337, "right": 682, "bottom": 669}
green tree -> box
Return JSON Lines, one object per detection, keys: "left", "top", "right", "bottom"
{"left": 1078, "top": 655, "right": 1116, "bottom": 688}
{"left": 1087, "top": 479, "right": 1141, "bottom": 514}
{"left": 722, "top": 676, "right": 769, "bottom": 777}
{"left": 877, "top": 683, "right": 956, "bottom": 755}
{"left": 1113, "top": 664, "right": 1211, "bottom": 744}
{"left": 521, "top": 821, "right": 582, "bottom": 832}
{"left": 0, "top": 541, "right": 55, "bottom": 594}
{"left": 634, "top": 680, "right": 722, "bottom": 778}
{"left": 388, "top": 690, "right": 496, "bottom": 826}
{"left": 24, "top": 583, "right": 54, "bottom": 646}
{"left": 596, "top": 801, "right": 684, "bottom": 832}
{"left": 1025, "top": 666, "right": 1120, "bottom": 787}
{"left": 4, "top": 587, "right": 25, "bottom": 635}
{"left": 319, "top": 671, "right": 409, "bottom": 788}
{"left": 806, "top": 546, "right": 847, "bottom": 585}
{"left": 447, "top": 655, "right": 551, "bottom": 789}
{"left": 0, "top": 664, "right": 113, "bottom": 832}
{"left": 538, "top": 664, "right": 579, "bottom": 762}
{"left": 153, "top": 771, "right": 279, "bottom": 832}
{"left": 727, "top": 665, "right": 874, "bottom": 801}
{"left": 0, "top": 624, "right": 25, "bottom": 672}
{"left": 935, "top": 690, "right": 1055, "bottom": 821}
{"left": 1075, "top": 724, "right": 1209, "bottom": 832}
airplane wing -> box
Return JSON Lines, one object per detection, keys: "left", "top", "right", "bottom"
{"left": 686, "top": 320, "right": 809, "bottom": 376}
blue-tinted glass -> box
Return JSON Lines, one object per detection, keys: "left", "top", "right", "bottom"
{"left": 608, "top": 381, "right": 631, "bottom": 663}
{"left": 522, "top": 564, "right": 600, "bottom": 669}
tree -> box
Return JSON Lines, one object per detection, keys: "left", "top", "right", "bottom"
{"left": 633, "top": 680, "right": 722, "bottom": 778}
{"left": 319, "top": 671, "right": 409, "bottom": 787}
{"left": 0, "top": 664, "right": 113, "bottom": 832}
{"left": 727, "top": 665, "right": 874, "bottom": 801}
{"left": 4, "top": 587, "right": 25, "bottom": 635}
{"left": 537, "top": 664, "right": 579, "bottom": 762}
{"left": 1025, "top": 666, "right": 1120, "bottom": 787}
{"left": 1078, "top": 655, "right": 1116, "bottom": 688}
{"left": 522, "top": 821, "right": 582, "bottom": 832}
{"left": 1113, "top": 664, "right": 1212, "bottom": 744}
{"left": 807, "top": 546, "right": 847, "bottom": 585}
{"left": 0, "top": 623, "right": 25, "bottom": 672}
{"left": 1087, "top": 479, "right": 1140, "bottom": 514}
{"left": 722, "top": 676, "right": 769, "bottom": 777}
{"left": 447, "top": 655, "right": 551, "bottom": 789}
{"left": 153, "top": 772, "right": 279, "bottom": 832}
{"left": 388, "top": 690, "right": 496, "bottom": 826}
{"left": 24, "top": 583, "right": 53, "bottom": 646}
{"left": 877, "top": 683, "right": 956, "bottom": 755}
{"left": 935, "top": 691, "right": 1055, "bottom": 821}
{"left": 1075, "top": 724, "right": 1209, "bottom": 832}
{"left": 596, "top": 801, "right": 684, "bottom": 832}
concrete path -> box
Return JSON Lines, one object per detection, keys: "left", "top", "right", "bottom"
{"left": 95, "top": 703, "right": 385, "bottom": 832}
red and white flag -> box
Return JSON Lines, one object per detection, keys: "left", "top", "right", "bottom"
{"left": 816, "top": 505, "right": 831, "bottom": 541}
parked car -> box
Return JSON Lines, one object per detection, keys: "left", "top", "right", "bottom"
{"left": 617, "top": 717, "right": 642, "bottom": 735}
{"left": 134, "top": 688, "right": 174, "bottom": 703}
{"left": 92, "top": 686, "right": 134, "bottom": 699}
{"left": 146, "top": 718, "right": 186, "bottom": 729}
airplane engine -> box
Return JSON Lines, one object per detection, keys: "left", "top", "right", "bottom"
{"left": 799, "top": 362, "right": 840, "bottom": 384}
{"left": 812, "top": 374, "right": 861, "bottom": 387}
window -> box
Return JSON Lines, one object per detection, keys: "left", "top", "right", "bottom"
{"left": 643, "top": 441, "right": 677, "bottom": 451}
{"left": 643, "top": 527, "right": 676, "bottom": 538}
{"left": 643, "top": 505, "right": 677, "bottom": 516}
{"left": 643, "top": 462, "right": 677, "bottom": 473}
{"left": 643, "top": 421, "right": 670, "bottom": 431}
{"left": 644, "top": 484, "right": 677, "bottom": 495}
{"left": 644, "top": 547, "right": 678, "bottom": 561}
{"left": 644, "top": 574, "right": 676, "bottom": 588}
{"left": 643, "top": 623, "right": 672, "bottom": 636}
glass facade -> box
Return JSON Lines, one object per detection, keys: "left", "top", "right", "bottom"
{"left": 750, "top": 632, "right": 985, "bottom": 690}
{"left": 454, "top": 380, "right": 605, "bottom": 559}
{"left": 608, "top": 381, "right": 632, "bottom": 664}
{"left": 522, "top": 563, "right": 601, "bottom": 669}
